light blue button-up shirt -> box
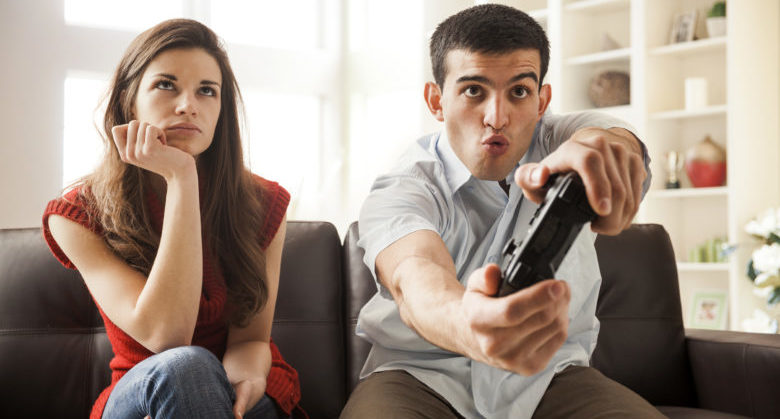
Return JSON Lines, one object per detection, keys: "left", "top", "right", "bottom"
{"left": 356, "top": 112, "right": 651, "bottom": 418}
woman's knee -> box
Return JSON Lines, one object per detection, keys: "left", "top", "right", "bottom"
{"left": 105, "top": 346, "right": 234, "bottom": 417}
{"left": 143, "top": 346, "right": 229, "bottom": 389}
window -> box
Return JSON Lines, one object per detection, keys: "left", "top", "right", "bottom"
{"left": 242, "top": 91, "right": 321, "bottom": 216}
{"left": 65, "top": 0, "right": 183, "bottom": 32}
{"left": 211, "top": 0, "right": 321, "bottom": 50}
{"left": 62, "top": 74, "right": 109, "bottom": 188}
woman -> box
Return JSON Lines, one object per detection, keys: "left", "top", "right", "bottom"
{"left": 42, "top": 19, "right": 304, "bottom": 419}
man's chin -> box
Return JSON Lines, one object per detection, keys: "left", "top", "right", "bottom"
{"left": 471, "top": 167, "right": 514, "bottom": 182}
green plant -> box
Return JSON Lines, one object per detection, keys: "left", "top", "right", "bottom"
{"left": 708, "top": 1, "right": 726, "bottom": 18}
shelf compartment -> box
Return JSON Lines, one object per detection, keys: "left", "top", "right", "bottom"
{"left": 677, "top": 262, "right": 730, "bottom": 272}
{"left": 566, "top": 47, "right": 631, "bottom": 65}
{"left": 648, "top": 186, "right": 728, "bottom": 199}
{"left": 650, "top": 37, "right": 727, "bottom": 57}
{"left": 564, "top": 0, "right": 630, "bottom": 13}
{"left": 650, "top": 105, "right": 727, "bottom": 120}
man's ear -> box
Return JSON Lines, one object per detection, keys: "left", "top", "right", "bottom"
{"left": 537, "top": 84, "right": 551, "bottom": 118}
{"left": 424, "top": 82, "right": 444, "bottom": 122}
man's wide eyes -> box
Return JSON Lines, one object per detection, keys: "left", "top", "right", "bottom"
{"left": 464, "top": 86, "right": 482, "bottom": 97}
{"left": 512, "top": 86, "right": 529, "bottom": 98}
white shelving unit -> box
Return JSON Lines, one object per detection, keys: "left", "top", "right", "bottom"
{"left": 509, "top": 0, "right": 780, "bottom": 331}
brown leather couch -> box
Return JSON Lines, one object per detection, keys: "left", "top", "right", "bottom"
{"left": 1, "top": 222, "right": 779, "bottom": 418}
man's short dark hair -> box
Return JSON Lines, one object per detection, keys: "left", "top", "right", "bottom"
{"left": 430, "top": 4, "right": 550, "bottom": 89}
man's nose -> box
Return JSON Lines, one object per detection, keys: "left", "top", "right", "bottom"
{"left": 483, "top": 94, "right": 509, "bottom": 131}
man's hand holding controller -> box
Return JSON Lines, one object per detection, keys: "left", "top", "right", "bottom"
{"left": 461, "top": 128, "right": 645, "bottom": 375}
{"left": 497, "top": 172, "right": 596, "bottom": 296}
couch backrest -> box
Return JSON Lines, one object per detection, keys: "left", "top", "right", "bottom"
{"left": 0, "top": 228, "right": 113, "bottom": 419}
{"left": 0, "top": 222, "right": 696, "bottom": 419}
{"left": 342, "top": 223, "right": 374, "bottom": 394}
{"left": 274, "top": 221, "right": 346, "bottom": 418}
{"left": 592, "top": 224, "right": 696, "bottom": 407}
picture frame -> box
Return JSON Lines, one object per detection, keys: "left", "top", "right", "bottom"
{"left": 669, "top": 10, "right": 698, "bottom": 44}
{"left": 690, "top": 289, "right": 728, "bottom": 330}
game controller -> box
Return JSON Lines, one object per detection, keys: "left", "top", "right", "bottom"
{"left": 495, "top": 172, "right": 597, "bottom": 297}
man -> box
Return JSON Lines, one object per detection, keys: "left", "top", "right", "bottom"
{"left": 341, "top": 4, "right": 661, "bottom": 418}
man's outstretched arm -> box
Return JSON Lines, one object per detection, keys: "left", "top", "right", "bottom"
{"left": 375, "top": 229, "right": 571, "bottom": 376}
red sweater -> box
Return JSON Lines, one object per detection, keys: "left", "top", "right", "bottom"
{"left": 42, "top": 175, "right": 305, "bottom": 419}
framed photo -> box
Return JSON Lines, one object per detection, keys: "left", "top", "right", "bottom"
{"left": 669, "top": 10, "right": 698, "bottom": 44}
{"left": 690, "top": 289, "right": 728, "bottom": 330}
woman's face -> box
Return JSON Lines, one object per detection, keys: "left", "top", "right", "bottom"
{"left": 132, "top": 47, "right": 222, "bottom": 157}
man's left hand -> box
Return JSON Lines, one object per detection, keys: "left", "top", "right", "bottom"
{"left": 514, "top": 127, "right": 646, "bottom": 235}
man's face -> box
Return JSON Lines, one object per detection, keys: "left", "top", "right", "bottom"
{"left": 425, "top": 49, "right": 550, "bottom": 181}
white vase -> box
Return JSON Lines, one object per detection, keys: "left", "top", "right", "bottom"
{"left": 706, "top": 17, "right": 727, "bottom": 38}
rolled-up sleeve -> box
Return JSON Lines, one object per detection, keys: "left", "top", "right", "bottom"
{"left": 357, "top": 167, "right": 448, "bottom": 297}
{"left": 540, "top": 111, "right": 653, "bottom": 197}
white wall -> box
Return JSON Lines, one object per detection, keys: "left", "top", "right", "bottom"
{"left": 0, "top": 0, "right": 132, "bottom": 229}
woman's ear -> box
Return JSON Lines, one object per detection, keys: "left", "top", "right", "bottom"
{"left": 424, "top": 82, "right": 444, "bottom": 122}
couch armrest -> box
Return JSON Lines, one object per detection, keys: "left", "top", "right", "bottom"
{"left": 685, "top": 328, "right": 780, "bottom": 419}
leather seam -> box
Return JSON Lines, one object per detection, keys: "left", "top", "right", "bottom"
{"left": 685, "top": 338, "right": 780, "bottom": 351}
{"left": 0, "top": 328, "right": 106, "bottom": 335}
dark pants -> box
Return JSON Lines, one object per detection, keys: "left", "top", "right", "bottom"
{"left": 340, "top": 366, "right": 665, "bottom": 418}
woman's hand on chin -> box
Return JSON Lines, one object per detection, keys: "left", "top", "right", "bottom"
{"left": 112, "top": 120, "right": 196, "bottom": 180}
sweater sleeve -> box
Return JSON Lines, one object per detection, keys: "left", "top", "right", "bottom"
{"left": 41, "top": 188, "right": 102, "bottom": 269}
{"left": 252, "top": 174, "right": 291, "bottom": 250}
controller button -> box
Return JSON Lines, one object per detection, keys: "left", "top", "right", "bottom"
{"left": 502, "top": 238, "right": 516, "bottom": 255}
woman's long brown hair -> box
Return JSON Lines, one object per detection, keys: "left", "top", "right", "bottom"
{"left": 80, "top": 19, "right": 268, "bottom": 327}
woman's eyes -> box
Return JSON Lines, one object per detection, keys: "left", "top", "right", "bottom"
{"left": 198, "top": 86, "right": 217, "bottom": 97}
{"left": 155, "top": 80, "right": 174, "bottom": 90}
{"left": 154, "top": 80, "right": 217, "bottom": 97}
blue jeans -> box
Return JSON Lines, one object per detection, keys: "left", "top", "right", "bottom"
{"left": 103, "top": 346, "right": 289, "bottom": 419}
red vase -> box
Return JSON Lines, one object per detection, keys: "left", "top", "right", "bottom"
{"left": 685, "top": 136, "right": 726, "bottom": 187}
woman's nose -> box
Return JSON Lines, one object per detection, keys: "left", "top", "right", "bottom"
{"left": 175, "top": 93, "right": 197, "bottom": 116}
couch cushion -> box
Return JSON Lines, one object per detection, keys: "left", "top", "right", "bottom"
{"left": 273, "top": 221, "right": 346, "bottom": 418}
{"left": 0, "top": 228, "right": 112, "bottom": 419}
{"left": 592, "top": 224, "right": 696, "bottom": 407}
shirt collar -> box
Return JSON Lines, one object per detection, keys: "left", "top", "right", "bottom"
{"left": 436, "top": 130, "right": 474, "bottom": 194}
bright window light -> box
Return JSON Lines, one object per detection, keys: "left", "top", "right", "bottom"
{"left": 64, "top": 0, "right": 183, "bottom": 32}
{"left": 242, "top": 91, "right": 321, "bottom": 215}
{"left": 63, "top": 75, "right": 109, "bottom": 188}
{"left": 349, "top": 0, "right": 423, "bottom": 51}
{"left": 211, "top": 0, "right": 320, "bottom": 49}
{"left": 348, "top": 90, "right": 421, "bottom": 207}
